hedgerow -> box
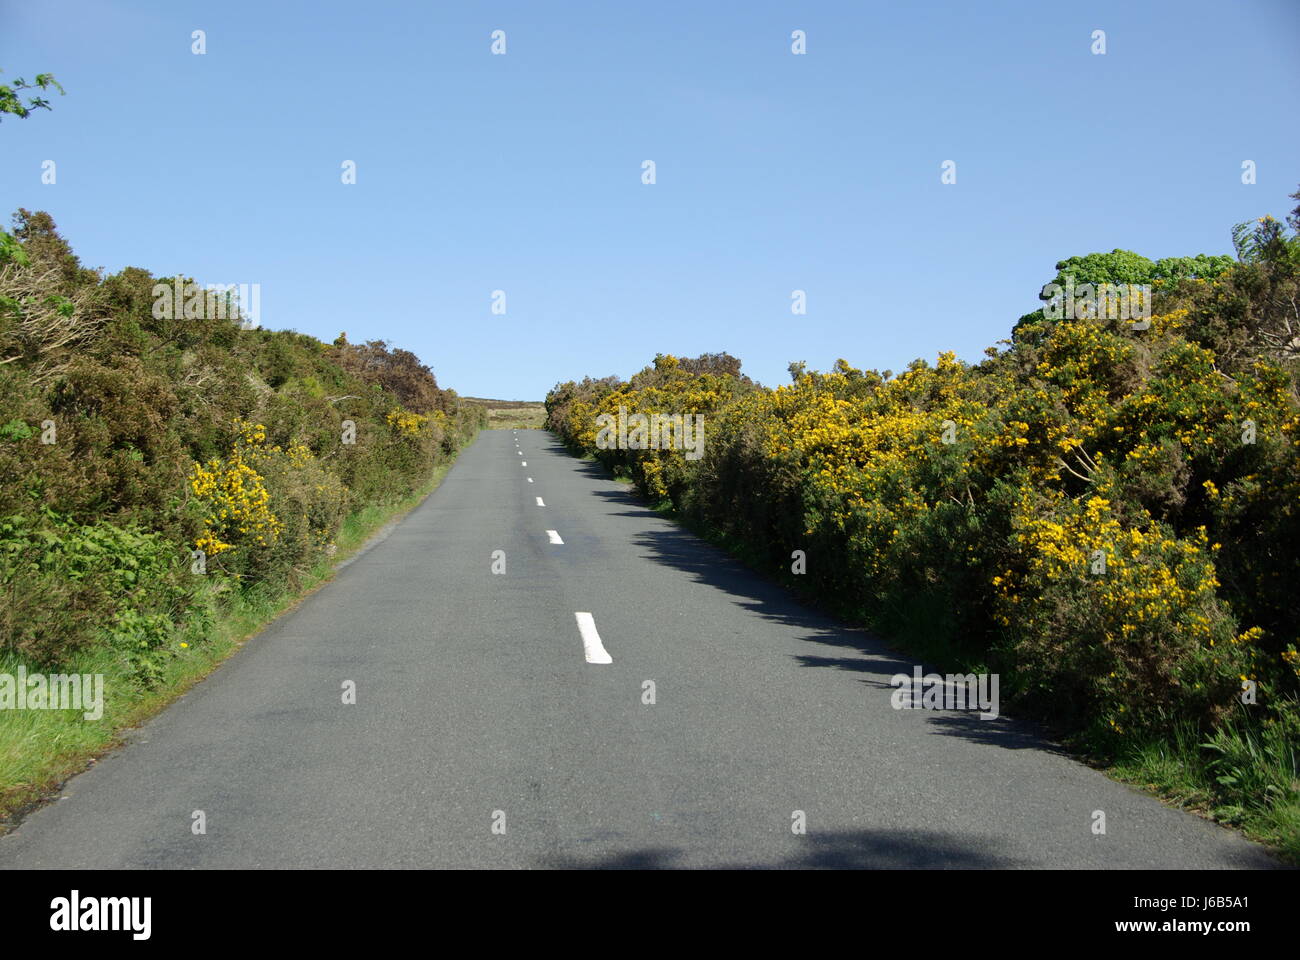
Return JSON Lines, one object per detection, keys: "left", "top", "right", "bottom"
{"left": 0, "top": 209, "right": 485, "bottom": 679}
{"left": 547, "top": 209, "right": 1300, "bottom": 769}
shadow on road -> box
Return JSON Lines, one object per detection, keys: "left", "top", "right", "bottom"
{"left": 536, "top": 827, "right": 1030, "bottom": 869}
{"left": 580, "top": 473, "right": 1070, "bottom": 758}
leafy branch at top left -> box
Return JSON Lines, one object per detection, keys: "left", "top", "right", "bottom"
{"left": 0, "top": 69, "right": 64, "bottom": 122}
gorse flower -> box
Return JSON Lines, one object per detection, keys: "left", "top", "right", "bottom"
{"left": 386, "top": 408, "right": 428, "bottom": 437}
{"left": 189, "top": 419, "right": 284, "bottom": 556}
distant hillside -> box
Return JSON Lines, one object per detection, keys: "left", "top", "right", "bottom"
{"left": 462, "top": 397, "right": 546, "bottom": 429}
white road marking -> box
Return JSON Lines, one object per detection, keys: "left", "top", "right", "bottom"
{"left": 521, "top": 461, "right": 526, "bottom": 466}
{"left": 574, "top": 612, "right": 612, "bottom": 664}
{"left": 527, "top": 477, "right": 533, "bottom": 483}
{"left": 536, "top": 497, "right": 545, "bottom": 506}
{"left": 546, "top": 529, "right": 563, "bottom": 544}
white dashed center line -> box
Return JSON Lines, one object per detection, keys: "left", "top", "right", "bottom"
{"left": 527, "top": 477, "right": 533, "bottom": 483}
{"left": 574, "top": 612, "right": 612, "bottom": 664}
{"left": 546, "top": 529, "right": 563, "bottom": 544}
{"left": 535, "top": 497, "right": 545, "bottom": 506}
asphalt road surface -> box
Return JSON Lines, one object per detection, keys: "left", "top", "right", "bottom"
{"left": 0, "top": 430, "right": 1281, "bottom": 868}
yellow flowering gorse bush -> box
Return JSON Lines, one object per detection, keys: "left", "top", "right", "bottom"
{"left": 547, "top": 255, "right": 1300, "bottom": 749}
{"left": 189, "top": 420, "right": 282, "bottom": 556}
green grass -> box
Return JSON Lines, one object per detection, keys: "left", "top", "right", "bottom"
{"left": 0, "top": 450, "right": 466, "bottom": 831}
{"left": 1111, "top": 709, "right": 1300, "bottom": 864}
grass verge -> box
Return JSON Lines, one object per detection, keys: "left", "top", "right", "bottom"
{"left": 1110, "top": 710, "right": 1300, "bottom": 864}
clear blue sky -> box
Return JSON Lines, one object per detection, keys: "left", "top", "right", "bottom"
{"left": 3, "top": 0, "right": 1298, "bottom": 399}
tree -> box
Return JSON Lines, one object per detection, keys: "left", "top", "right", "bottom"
{"left": 1043, "top": 249, "right": 1235, "bottom": 295}
{"left": 1043, "top": 249, "right": 1158, "bottom": 291}
{"left": 1012, "top": 248, "right": 1237, "bottom": 341}
{"left": 0, "top": 69, "right": 64, "bottom": 121}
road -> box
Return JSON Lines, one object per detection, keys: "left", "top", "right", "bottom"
{"left": 0, "top": 430, "right": 1280, "bottom": 868}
